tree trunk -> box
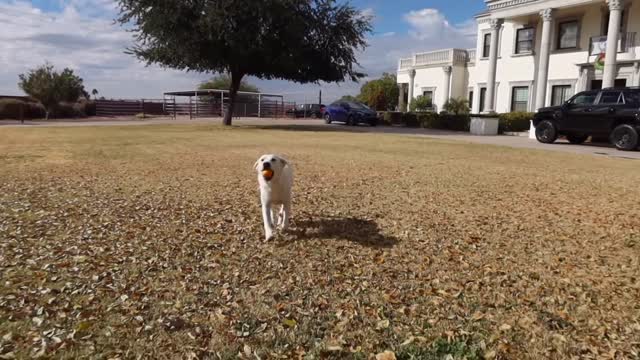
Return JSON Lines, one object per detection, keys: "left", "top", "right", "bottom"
{"left": 223, "top": 72, "right": 244, "bottom": 126}
{"left": 45, "top": 110, "right": 50, "bottom": 121}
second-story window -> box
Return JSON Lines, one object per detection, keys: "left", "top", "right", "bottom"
{"left": 483, "top": 33, "right": 491, "bottom": 58}
{"left": 557, "top": 20, "right": 579, "bottom": 49}
{"left": 515, "top": 28, "right": 535, "bottom": 54}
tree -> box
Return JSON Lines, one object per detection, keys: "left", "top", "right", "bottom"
{"left": 18, "top": 64, "right": 87, "bottom": 120}
{"left": 409, "top": 95, "right": 433, "bottom": 112}
{"left": 357, "top": 73, "right": 398, "bottom": 111}
{"left": 92, "top": 89, "right": 99, "bottom": 99}
{"left": 337, "top": 95, "right": 359, "bottom": 102}
{"left": 117, "top": 0, "right": 372, "bottom": 125}
{"left": 198, "top": 74, "right": 259, "bottom": 93}
{"left": 443, "top": 97, "right": 470, "bottom": 115}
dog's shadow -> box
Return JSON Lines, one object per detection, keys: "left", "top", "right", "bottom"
{"left": 285, "top": 216, "right": 399, "bottom": 249}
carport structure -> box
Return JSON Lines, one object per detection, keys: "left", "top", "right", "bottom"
{"left": 163, "top": 89, "right": 287, "bottom": 119}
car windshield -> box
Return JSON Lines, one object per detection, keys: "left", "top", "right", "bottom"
{"left": 347, "top": 102, "right": 370, "bottom": 110}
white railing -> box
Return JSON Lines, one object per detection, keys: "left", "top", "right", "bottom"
{"left": 467, "top": 49, "right": 477, "bottom": 63}
{"left": 398, "top": 49, "right": 472, "bottom": 70}
{"left": 589, "top": 32, "right": 637, "bottom": 55}
{"left": 399, "top": 58, "right": 413, "bottom": 69}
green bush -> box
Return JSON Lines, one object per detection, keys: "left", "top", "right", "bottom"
{"left": 402, "top": 112, "right": 420, "bottom": 127}
{"left": 416, "top": 112, "right": 444, "bottom": 129}
{"left": 498, "top": 112, "right": 533, "bottom": 133}
{"left": 441, "top": 114, "right": 471, "bottom": 131}
{"left": 76, "top": 99, "right": 96, "bottom": 117}
{"left": 53, "top": 102, "right": 84, "bottom": 118}
{"left": 0, "top": 98, "right": 46, "bottom": 119}
{"left": 383, "top": 111, "right": 402, "bottom": 125}
{"left": 409, "top": 95, "right": 433, "bottom": 112}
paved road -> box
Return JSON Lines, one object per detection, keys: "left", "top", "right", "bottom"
{"left": 2, "top": 116, "right": 639, "bottom": 160}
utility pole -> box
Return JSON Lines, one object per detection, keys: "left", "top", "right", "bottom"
{"left": 319, "top": 90, "right": 322, "bottom": 105}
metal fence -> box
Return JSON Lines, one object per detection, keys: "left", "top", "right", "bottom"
{"left": 95, "top": 99, "right": 167, "bottom": 117}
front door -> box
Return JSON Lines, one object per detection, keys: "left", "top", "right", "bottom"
{"left": 590, "top": 79, "right": 627, "bottom": 90}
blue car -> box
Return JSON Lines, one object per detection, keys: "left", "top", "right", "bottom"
{"left": 324, "top": 101, "right": 377, "bottom": 126}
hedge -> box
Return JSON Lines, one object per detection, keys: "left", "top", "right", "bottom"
{"left": 0, "top": 98, "right": 96, "bottom": 120}
{"left": 0, "top": 99, "right": 45, "bottom": 119}
{"left": 378, "top": 111, "right": 532, "bottom": 134}
{"left": 498, "top": 112, "right": 533, "bottom": 133}
{"left": 383, "top": 111, "right": 403, "bottom": 126}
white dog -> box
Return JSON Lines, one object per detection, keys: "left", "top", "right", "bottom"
{"left": 254, "top": 154, "right": 293, "bottom": 240}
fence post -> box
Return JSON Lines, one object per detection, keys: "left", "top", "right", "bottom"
{"left": 195, "top": 91, "right": 199, "bottom": 119}
{"left": 220, "top": 92, "right": 224, "bottom": 118}
{"left": 189, "top": 97, "right": 192, "bottom": 120}
{"left": 141, "top": 99, "right": 145, "bottom": 118}
{"left": 258, "top": 94, "right": 261, "bottom": 118}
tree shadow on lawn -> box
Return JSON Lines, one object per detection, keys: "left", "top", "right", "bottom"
{"left": 285, "top": 216, "right": 399, "bottom": 249}
{"left": 243, "top": 124, "right": 368, "bottom": 133}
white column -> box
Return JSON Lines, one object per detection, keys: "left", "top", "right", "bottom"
{"left": 485, "top": 19, "right": 502, "bottom": 113}
{"left": 398, "top": 83, "right": 406, "bottom": 112}
{"left": 602, "top": 0, "right": 624, "bottom": 88}
{"left": 535, "top": 9, "right": 554, "bottom": 110}
{"left": 578, "top": 68, "right": 590, "bottom": 91}
{"left": 442, "top": 66, "right": 452, "bottom": 105}
{"left": 634, "top": 62, "right": 640, "bottom": 86}
{"left": 407, "top": 69, "right": 416, "bottom": 111}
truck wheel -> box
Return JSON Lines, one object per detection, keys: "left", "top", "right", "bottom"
{"left": 535, "top": 120, "right": 558, "bottom": 144}
{"left": 566, "top": 133, "right": 589, "bottom": 144}
{"left": 610, "top": 124, "right": 639, "bottom": 151}
{"left": 324, "top": 113, "right": 332, "bottom": 124}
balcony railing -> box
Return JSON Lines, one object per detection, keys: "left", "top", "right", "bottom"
{"left": 589, "top": 32, "right": 636, "bottom": 55}
{"left": 398, "top": 48, "right": 471, "bottom": 70}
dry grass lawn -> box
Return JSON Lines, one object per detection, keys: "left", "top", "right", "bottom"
{"left": 0, "top": 124, "right": 639, "bottom": 359}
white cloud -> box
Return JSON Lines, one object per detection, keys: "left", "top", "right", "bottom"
{"left": 0, "top": 0, "right": 207, "bottom": 98}
{"left": 0, "top": 2, "right": 477, "bottom": 104}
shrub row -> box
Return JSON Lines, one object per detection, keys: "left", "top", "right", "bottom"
{"left": 379, "top": 111, "right": 470, "bottom": 131}
{"left": 378, "top": 111, "right": 534, "bottom": 133}
{"left": 0, "top": 98, "right": 96, "bottom": 120}
{"left": 498, "top": 112, "right": 534, "bottom": 133}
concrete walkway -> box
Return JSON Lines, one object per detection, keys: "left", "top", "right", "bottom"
{"left": 2, "top": 116, "right": 639, "bottom": 160}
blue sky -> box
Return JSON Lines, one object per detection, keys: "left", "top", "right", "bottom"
{"left": 0, "top": 0, "right": 486, "bottom": 102}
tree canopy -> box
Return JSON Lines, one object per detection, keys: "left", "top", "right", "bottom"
{"left": 18, "top": 64, "right": 87, "bottom": 120}
{"left": 198, "top": 74, "right": 259, "bottom": 93}
{"left": 356, "top": 73, "right": 398, "bottom": 111}
{"left": 117, "top": 0, "right": 372, "bottom": 125}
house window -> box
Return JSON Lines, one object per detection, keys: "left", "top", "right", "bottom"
{"left": 479, "top": 87, "right": 487, "bottom": 112}
{"left": 551, "top": 85, "right": 573, "bottom": 106}
{"left": 483, "top": 33, "right": 491, "bottom": 58}
{"left": 511, "top": 86, "right": 529, "bottom": 112}
{"left": 515, "top": 28, "right": 535, "bottom": 54}
{"left": 422, "top": 90, "right": 434, "bottom": 108}
{"left": 603, "top": 10, "right": 625, "bottom": 35}
{"left": 468, "top": 91, "right": 474, "bottom": 110}
{"left": 557, "top": 20, "right": 579, "bottom": 49}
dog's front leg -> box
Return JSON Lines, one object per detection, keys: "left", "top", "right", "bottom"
{"left": 261, "top": 201, "right": 275, "bottom": 241}
{"left": 281, "top": 202, "right": 291, "bottom": 231}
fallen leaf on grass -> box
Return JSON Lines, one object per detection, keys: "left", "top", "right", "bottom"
{"left": 375, "top": 351, "right": 396, "bottom": 360}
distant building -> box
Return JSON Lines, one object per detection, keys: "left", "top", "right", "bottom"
{"left": 397, "top": 0, "right": 640, "bottom": 114}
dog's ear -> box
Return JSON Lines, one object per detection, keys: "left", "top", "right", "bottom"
{"left": 253, "top": 159, "right": 260, "bottom": 170}
{"left": 279, "top": 157, "right": 289, "bottom": 166}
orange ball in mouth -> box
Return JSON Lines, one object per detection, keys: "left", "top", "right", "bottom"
{"left": 262, "top": 169, "right": 274, "bottom": 180}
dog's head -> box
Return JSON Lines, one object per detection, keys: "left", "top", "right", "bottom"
{"left": 254, "top": 154, "right": 288, "bottom": 182}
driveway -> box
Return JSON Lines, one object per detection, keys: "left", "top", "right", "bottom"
{"left": 2, "top": 116, "right": 639, "bottom": 160}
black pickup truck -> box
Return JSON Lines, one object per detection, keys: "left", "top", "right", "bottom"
{"left": 533, "top": 87, "right": 640, "bottom": 151}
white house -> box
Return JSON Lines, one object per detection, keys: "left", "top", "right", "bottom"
{"left": 397, "top": 0, "right": 640, "bottom": 116}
